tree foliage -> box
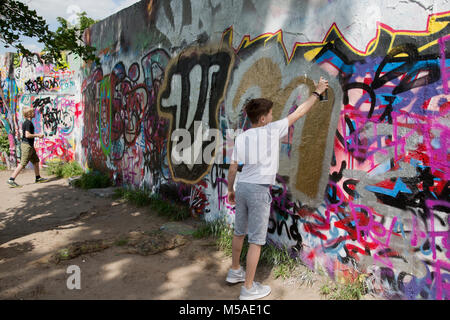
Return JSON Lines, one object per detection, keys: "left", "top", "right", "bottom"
{"left": 0, "top": 0, "right": 99, "bottom": 66}
{"left": 44, "top": 12, "right": 99, "bottom": 66}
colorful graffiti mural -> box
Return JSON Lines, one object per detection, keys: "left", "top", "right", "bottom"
{"left": 79, "top": 1, "right": 449, "bottom": 300}
{"left": 250, "top": 11, "right": 450, "bottom": 300}
{"left": 80, "top": 48, "right": 171, "bottom": 188}
{"left": 0, "top": 52, "right": 81, "bottom": 166}
{"left": 0, "top": 0, "right": 434, "bottom": 300}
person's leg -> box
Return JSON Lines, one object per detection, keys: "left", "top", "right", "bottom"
{"left": 242, "top": 185, "right": 272, "bottom": 291}
{"left": 7, "top": 163, "right": 24, "bottom": 187}
{"left": 226, "top": 183, "right": 248, "bottom": 284}
{"left": 33, "top": 162, "right": 40, "bottom": 176}
{"left": 30, "top": 148, "right": 46, "bottom": 182}
{"left": 231, "top": 234, "right": 246, "bottom": 270}
{"left": 244, "top": 243, "right": 262, "bottom": 289}
{"left": 231, "top": 182, "right": 248, "bottom": 270}
{"left": 11, "top": 143, "right": 30, "bottom": 180}
{"left": 7, "top": 144, "right": 29, "bottom": 187}
{"left": 10, "top": 164, "right": 24, "bottom": 179}
{"left": 34, "top": 163, "right": 48, "bottom": 183}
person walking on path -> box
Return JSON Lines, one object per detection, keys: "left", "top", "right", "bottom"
{"left": 226, "top": 77, "right": 329, "bottom": 300}
{"left": 6, "top": 107, "right": 48, "bottom": 188}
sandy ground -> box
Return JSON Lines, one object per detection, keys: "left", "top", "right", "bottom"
{"left": 0, "top": 169, "right": 351, "bottom": 300}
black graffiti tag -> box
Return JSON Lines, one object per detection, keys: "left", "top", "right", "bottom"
{"left": 158, "top": 48, "right": 233, "bottom": 184}
{"left": 32, "top": 97, "right": 73, "bottom": 136}
{"left": 25, "top": 76, "right": 59, "bottom": 93}
{"left": 343, "top": 43, "right": 441, "bottom": 119}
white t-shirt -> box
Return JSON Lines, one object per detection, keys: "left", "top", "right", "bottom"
{"left": 231, "top": 118, "right": 289, "bottom": 185}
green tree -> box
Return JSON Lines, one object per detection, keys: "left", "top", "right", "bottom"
{"left": 44, "top": 12, "right": 99, "bottom": 66}
{"left": 0, "top": 0, "right": 98, "bottom": 66}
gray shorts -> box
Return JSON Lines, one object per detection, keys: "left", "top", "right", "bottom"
{"left": 234, "top": 182, "right": 272, "bottom": 245}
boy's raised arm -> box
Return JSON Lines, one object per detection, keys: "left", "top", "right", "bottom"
{"left": 287, "top": 77, "right": 328, "bottom": 127}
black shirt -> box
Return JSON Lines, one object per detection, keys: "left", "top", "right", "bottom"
{"left": 22, "top": 119, "right": 35, "bottom": 146}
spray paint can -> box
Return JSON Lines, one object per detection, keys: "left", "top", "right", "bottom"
{"left": 320, "top": 89, "right": 328, "bottom": 101}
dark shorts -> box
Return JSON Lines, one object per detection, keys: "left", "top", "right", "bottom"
{"left": 234, "top": 182, "right": 272, "bottom": 245}
{"left": 20, "top": 143, "right": 40, "bottom": 166}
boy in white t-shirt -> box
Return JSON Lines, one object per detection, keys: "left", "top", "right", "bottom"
{"left": 226, "top": 77, "right": 328, "bottom": 300}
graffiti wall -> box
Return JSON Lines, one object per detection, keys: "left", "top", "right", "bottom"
{"left": 0, "top": 52, "right": 82, "bottom": 168}
{"left": 78, "top": 0, "right": 449, "bottom": 299}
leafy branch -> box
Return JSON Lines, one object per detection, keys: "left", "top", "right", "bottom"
{"left": 0, "top": 0, "right": 99, "bottom": 67}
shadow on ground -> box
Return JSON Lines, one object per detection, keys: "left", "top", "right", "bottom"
{"left": 0, "top": 170, "right": 328, "bottom": 300}
{"left": 0, "top": 172, "right": 103, "bottom": 244}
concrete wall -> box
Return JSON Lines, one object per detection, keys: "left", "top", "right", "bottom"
{"left": 2, "top": 0, "right": 447, "bottom": 299}
{"left": 0, "top": 53, "right": 83, "bottom": 168}
{"left": 80, "top": 0, "right": 450, "bottom": 300}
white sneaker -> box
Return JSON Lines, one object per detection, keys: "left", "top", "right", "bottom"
{"left": 239, "top": 282, "right": 271, "bottom": 300}
{"left": 226, "top": 266, "right": 246, "bottom": 284}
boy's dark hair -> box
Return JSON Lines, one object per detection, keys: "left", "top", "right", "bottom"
{"left": 244, "top": 98, "right": 273, "bottom": 124}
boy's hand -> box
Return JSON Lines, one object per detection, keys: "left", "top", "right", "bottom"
{"left": 38, "top": 133, "right": 44, "bottom": 138}
{"left": 315, "top": 77, "right": 328, "bottom": 95}
{"left": 227, "top": 191, "right": 236, "bottom": 205}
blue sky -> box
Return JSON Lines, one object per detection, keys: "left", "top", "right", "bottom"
{"left": 0, "top": 0, "right": 141, "bottom": 54}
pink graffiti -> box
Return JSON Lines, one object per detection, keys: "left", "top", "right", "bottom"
{"left": 8, "top": 133, "right": 15, "bottom": 157}
{"left": 74, "top": 102, "right": 83, "bottom": 123}
{"left": 35, "top": 137, "right": 74, "bottom": 162}
{"left": 224, "top": 196, "right": 236, "bottom": 215}
{"left": 339, "top": 108, "right": 449, "bottom": 181}
{"left": 425, "top": 200, "right": 450, "bottom": 260}
{"left": 272, "top": 175, "right": 296, "bottom": 216}
{"left": 216, "top": 177, "right": 229, "bottom": 211}
{"left": 438, "top": 35, "right": 450, "bottom": 94}
{"left": 410, "top": 215, "right": 428, "bottom": 247}
{"left": 122, "top": 147, "right": 143, "bottom": 186}
{"left": 349, "top": 203, "right": 399, "bottom": 268}
{"left": 433, "top": 259, "right": 450, "bottom": 300}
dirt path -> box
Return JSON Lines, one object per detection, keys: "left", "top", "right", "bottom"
{"left": 0, "top": 169, "right": 334, "bottom": 300}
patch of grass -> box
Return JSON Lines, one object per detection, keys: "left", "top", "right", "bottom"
{"left": 57, "top": 248, "right": 70, "bottom": 260}
{"left": 192, "top": 218, "right": 299, "bottom": 278}
{"left": 0, "top": 127, "right": 10, "bottom": 157}
{"left": 259, "top": 243, "right": 299, "bottom": 279}
{"left": 72, "top": 171, "right": 112, "bottom": 190}
{"left": 192, "top": 217, "right": 234, "bottom": 256}
{"left": 295, "top": 268, "right": 317, "bottom": 287}
{"left": 45, "top": 160, "right": 63, "bottom": 177}
{"left": 61, "top": 161, "right": 84, "bottom": 177}
{"left": 114, "top": 238, "right": 129, "bottom": 246}
{"left": 192, "top": 223, "right": 214, "bottom": 239}
{"left": 273, "top": 263, "right": 293, "bottom": 280}
{"left": 192, "top": 219, "right": 228, "bottom": 239}
{"left": 338, "top": 281, "right": 368, "bottom": 300}
{"left": 193, "top": 217, "right": 232, "bottom": 247}
{"left": 197, "top": 217, "right": 229, "bottom": 237}
{"left": 216, "top": 222, "right": 234, "bottom": 256}
{"left": 113, "top": 188, "right": 152, "bottom": 207}
{"left": 0, "top": 163, "right": 7, "bottom": 171}
{"left": 149, "top": 195, "right": 191, "bottom": 221}
{"left": 320, "top": 282, "right": 333, "bottom": 296}
{"left": 320, "top": 276, "right": 368, "bottom": 300}
{"left": 113, "top": 187, "right": 191, "bottom": 221}
{"left": 46, "top": 160, "right": 84, "bottom": 178}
